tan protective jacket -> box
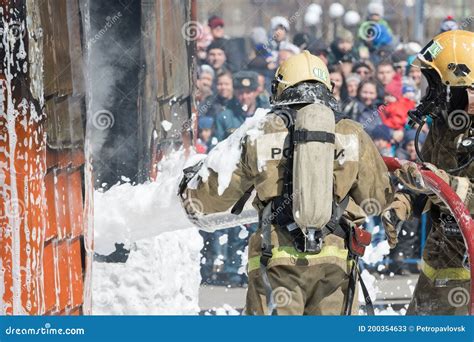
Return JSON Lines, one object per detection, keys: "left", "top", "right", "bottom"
{"left": 184, "top": 110, "right": 393, "bottom": 242}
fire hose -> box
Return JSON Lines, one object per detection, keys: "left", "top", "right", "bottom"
{"left": 383, "top": 157, "right": 474, "bottom": 314}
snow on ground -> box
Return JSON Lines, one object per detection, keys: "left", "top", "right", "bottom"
{"left": 92, "top": 228, "right": 202, "bottom": 315}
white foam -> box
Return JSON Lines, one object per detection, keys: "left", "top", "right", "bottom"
{"left": 92, "top": 229, "right": 202, "bottom": 315}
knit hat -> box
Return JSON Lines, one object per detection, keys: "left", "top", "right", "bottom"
{"left": 368, "top": 2, "right": 384, "bottom": 17}
{"left": 198, "top": 116, "right": 214, "bottom": 129}
{"left": 208, "top": 15, "right": 224, "bottom": 29}
{"left": 338, "top": 29, "right": 354, "bottom": 43}
{"left": 250, "top": 27, "right": 268, "bottom": 45}
{"left": 385, "top": 81, "right": 402, "bottom": 99}
{"left": 440, "top": 15, "right": 458, "bottom": 33}
{"left": 371, "top": 125, "right": 391, "bottom": 141}
{"left": 271, "top": 16, "right": 290, "bottom": 31}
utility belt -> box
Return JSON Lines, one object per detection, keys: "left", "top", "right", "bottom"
{"left": 269, "top": 195, "right": 372, "bottom": 257}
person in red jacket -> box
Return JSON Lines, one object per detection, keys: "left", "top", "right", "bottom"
{"left": 379, "top": 81, "right": 415, "bottom": 131}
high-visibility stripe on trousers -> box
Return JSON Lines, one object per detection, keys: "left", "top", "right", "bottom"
{"left": 421, "top": 259, "right": 470, "bottom": 282}
{"left": 248, "top": 245, "right": 349, "bottom": 273}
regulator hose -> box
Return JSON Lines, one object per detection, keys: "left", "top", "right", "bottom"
{"left": 414, "top": 119, "right": 473, "bottom": 173}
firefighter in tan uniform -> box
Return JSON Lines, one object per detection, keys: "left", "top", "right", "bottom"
{"left": 180, "top": 51, "right": 394, "bottom": 315}
{"left": 382, "top": 30, "right": 474, "bottom": 315}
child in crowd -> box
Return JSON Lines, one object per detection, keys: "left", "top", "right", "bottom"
{"left": 196, "top": 116, "right": 218, "bottom": 154}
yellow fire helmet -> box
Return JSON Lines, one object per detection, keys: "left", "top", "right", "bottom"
{"left": 272, "top": 50, "right": 332, "bottom": 100}
{"left": 413, "top": 30, "right": 474, "bottom": 87}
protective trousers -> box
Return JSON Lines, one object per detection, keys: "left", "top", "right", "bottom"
{"left": 245, "top": 228, "right": 357, "bottom": 315}
{"left": 407, "top": 214, "right": 470, "bottom": 315}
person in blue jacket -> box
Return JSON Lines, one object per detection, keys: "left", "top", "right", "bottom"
{"left": 215, "top": 71, "right": 270, "bottom": 141}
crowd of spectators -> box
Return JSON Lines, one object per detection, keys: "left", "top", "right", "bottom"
{"left": 194, "top": 7, "right": 462, "bottom": 285}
